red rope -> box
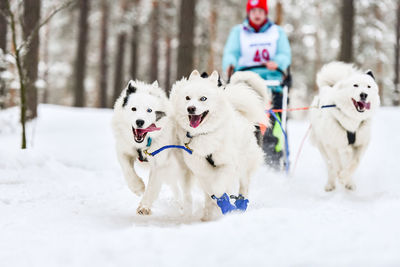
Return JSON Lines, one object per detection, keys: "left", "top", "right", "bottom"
{"left": 271, "top": 106, "right": 310, "bottom": 113}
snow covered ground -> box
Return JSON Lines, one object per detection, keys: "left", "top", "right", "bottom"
{"left": 1, "top": 104, "right": 399, "bottom": 267}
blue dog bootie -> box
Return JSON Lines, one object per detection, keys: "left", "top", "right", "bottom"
{"left": 211, "top": 193, "right": 236, "bottom": 215}
{"left": 230, "top": 194, "right": 249, "bottom": 212}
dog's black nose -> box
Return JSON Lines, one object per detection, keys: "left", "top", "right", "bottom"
{"left": 360, "top": 92, "right": 368, "bottom": 101}
{"left": 136, "top": 119, "right": 145, "bottom": 128}
{"left": 187, "top": 106, "right": 196, "bottom": 114}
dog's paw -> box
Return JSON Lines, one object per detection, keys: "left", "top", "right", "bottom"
{"left": 200, "top": 214, "right": 212, "bottom": 222}
{"left": 136, "top": 206, "right": 152, "bottom": 215}
{"left": 345, "top": 182, "right": 356, "bottom": 191}
{"left": 325, "top": 183, "right": 336, "bottom": 192}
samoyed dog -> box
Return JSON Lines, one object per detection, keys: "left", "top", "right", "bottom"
{"left": 310, "top": 62, "right": 380, "bottom": 191}
{"left": 170, "top": 70, "right": 270, "bottom": 220}
{"left": 112, "top": 80, "right": 190, "bottom": 215}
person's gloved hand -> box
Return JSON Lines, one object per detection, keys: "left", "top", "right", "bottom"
{"left": 264, "top": 61, "right": 278, "bottom": 70}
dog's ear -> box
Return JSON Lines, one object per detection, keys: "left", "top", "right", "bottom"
{"left": 201, "top": 72, "right": 209, "bottom": 78}
{"left": 127, "top": 80, "right": 136, "bottom": 94}
{"left": 122, "top": 81, "right": 136, "bottom": 107}
{"left": 189, "top": 70, "right": 200, "bottom": 80}
{"left": 217, "top": 75, "right": 223, "bottom": 87}
{"left": 152, "top": 80, "right": 159, "bottom": 87}
{"left": 155, "top": 111, "right": 166, "bottom": 121}
{"left": 366, "top": 70, "right": 375, "bottom": 80}
{"left": 209, "top": 70, "right": 219, "bottom": 84}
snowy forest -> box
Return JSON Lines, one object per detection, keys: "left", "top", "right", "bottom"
{"left": 1, "top": 0, "right": 400, "bottom": 266}
{"left": 1, "top": 0, "right": 400, "bottom": 115}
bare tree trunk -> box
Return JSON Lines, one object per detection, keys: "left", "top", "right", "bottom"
{"left": 165, "top": 36, "right": 171, "bottom": 91}
{"left": 275, "top": 0, "right": 283, "bottom": 25}
{"left": 22, "top": 0, "right": 41, "bottom": 119}
{"left": 176, "top": 0, "right": 196, "bottom": 79}
{"left": 313, "top": 2, "right": 322, "bottom": 93}
{"left": 42, "top": 23, "right": 50, "bottom": 103}
{"left": 112, "top": 0, "right": 129, "bottom": 105}
{"left": 0, "top": 0, "right": 7, "bottom": 109}
{"left": 112, "top": 32, "right": 127, "bottom": 104}
{"left": 207, "top": 1, "right": 217, "bottom": 73}
{"left": 373, "top": 4, "right": 384, "bottom": 105}
{"left": 149, "top": 0, "right": 159, "bottom": 83}
{"left": 394, "top": 0, "right": 400, "bottom": 106}
{"left": 130, "top": 24, "right": 139, "bottom": 79}
{"left": 0, "top": 0, "right": 7, "bottom": 52}
{"left": 339, "top": 0, "right": 354, "bottom": 62}
{"left": 98, "top": 0, "right": 109, "bottom": 108}
{"left": 163, "top": 0, "right": 173, "bottom": 94}
{"left": 73, "top": 0, "right": 90, "bottom": 107}
{"left": 130, "top": 0, "right": 140, "bottom": 80}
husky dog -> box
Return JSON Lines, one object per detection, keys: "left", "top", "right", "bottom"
{"left": 310, "top": 62, "right": 380, "bottom": 191}
{"left": 112, "top": 80, "right": 190, "bottom": 215}
{"left": 170, "top": 70, "right": 270, "bottom": 220}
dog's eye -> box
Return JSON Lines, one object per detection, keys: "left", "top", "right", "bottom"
{"left": 186, "top": 96, "right": 191, "bottom": 101}
{"left": 131, "top": 107, "right": 136, "bottom": 111}
{"left": 147, "top": 108, "right": 152, "bottom": 113}
{"left": 367, "top": 85, "right": 371, "bottom": 88}
{"left": 200, "top": 96, "right": 207, "bottom": 101}
{"left": 353, "top": 84, "right": 359, "bottom": 87}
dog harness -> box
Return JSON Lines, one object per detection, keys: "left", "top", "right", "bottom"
{"left": 332, "top": 109, "right": 366, "bottom": 146}
{"left": 347, "top": 131, "right": 356, "bottom": 145}
{"left": 185, "top": 131, "right": 217, "bottom": 168}
{"left": 136, "top": 137, "right": 152, "bottom": 162}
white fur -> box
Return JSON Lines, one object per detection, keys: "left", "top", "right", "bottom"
{"left": 169, "top": 70, "right": 269, "bottom": 220}
{"left": 310, "top": 62, "right": 380, "bottom": 191}
{"left": 112, "top": 80, "right": 191, "bottom": 215}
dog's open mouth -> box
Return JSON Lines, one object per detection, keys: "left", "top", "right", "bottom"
{"left": 189, "top": 111, "right": 209, "bottom": 128}
{"left": 132, "top": 124, "right": 161, "bottom": 143}
{"left": 352, "top": 98, "right": 371, "bottom": 113}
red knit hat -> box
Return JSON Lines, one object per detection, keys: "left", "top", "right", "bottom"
{"left": 246, "top": 0, "right": 268, "bottom": 14}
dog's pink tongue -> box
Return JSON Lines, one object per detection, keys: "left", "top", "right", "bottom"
{"left": 136, "top": 124, "right": 161, "bottom": 135}
{"left": 190, "top": 115, "right": 202, "bottom": 128}
{"left": 357, "top": 101, "right": 371, "bottom": 110}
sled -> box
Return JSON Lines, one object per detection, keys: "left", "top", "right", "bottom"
{"left": 229, "top": 66, "right": 292, "bottom": 172}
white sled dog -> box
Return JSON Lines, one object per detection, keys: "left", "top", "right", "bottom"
{"left": 170, "top": 70, "right": 270, "bottom": 220}
{"left": 310, "top": 62, "right": 380, "bottom": 191}
{"left": 112, "top": 80, "right": 190, "bottom": 215}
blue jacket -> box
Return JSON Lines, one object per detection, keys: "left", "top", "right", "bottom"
{"left": 222, "top": 19, "right": 291, "bottom": 92}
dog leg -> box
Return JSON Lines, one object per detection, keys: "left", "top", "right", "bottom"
{"left": 239, "top": 175, "right": 250, "bottom": 198}
{"left": 117, "top": 153, "right": 145, "bottom": 196}
{"left": 317, "top": 143, "right": 338, "bottom": 191}
{"left": 201, "top": 192, "right": 218, "bottom": 221}
{"left": 137, "top": 168, "right": 162, "bottom": 215}
{"left": 340, "top": 145, "right": 367, "bottom": 191}
{"left": 180, "top": 173, "right": 193, "bottom": 216}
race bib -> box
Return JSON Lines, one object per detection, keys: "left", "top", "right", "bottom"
{"left": 238, "top": 24, "right": 279, "bottom": 67}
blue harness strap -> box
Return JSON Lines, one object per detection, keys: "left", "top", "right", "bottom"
{"left": 145, "top": 145, "right": 192, "bottom": 157}
{"left": 321, "top": 104, "right": 337, "bottom": 109}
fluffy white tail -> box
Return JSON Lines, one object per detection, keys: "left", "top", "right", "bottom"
{"left": 225, "top": 71, "right": 270, "bottom": 126}
{"left": 317, "top": 61, "right": 358, "bottom": 88}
